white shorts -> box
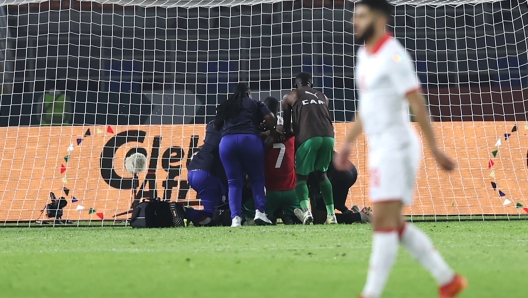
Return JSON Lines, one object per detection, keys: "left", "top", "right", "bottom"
{"left": 368, "top": 142, "right": 421, "bottom": 205}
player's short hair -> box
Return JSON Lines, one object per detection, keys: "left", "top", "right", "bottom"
{"left": 295, "top": 72, "right": 313, "bottom": 87}
{"left": 357, "top": 0, "right": 393, "bottom": 17}
{"left": 264, "top": 96, "right": 279, "bottom": 114}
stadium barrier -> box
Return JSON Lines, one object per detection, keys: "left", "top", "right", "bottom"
{"left": 1, "top": 121, "right": 526, "bottom": 223}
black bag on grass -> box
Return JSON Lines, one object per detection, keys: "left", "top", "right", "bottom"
{"left": 212, "top": 203, "right": 232, "bottom": 227}
{"left": 130, "top": 199, "right": 185, "bottom": 228}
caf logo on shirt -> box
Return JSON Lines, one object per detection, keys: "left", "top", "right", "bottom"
{"left": 301, "top": 99, "right": 326, "bottom": 105}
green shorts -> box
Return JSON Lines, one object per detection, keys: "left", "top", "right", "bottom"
{"left": 295, "top": 137, "right": 335, "bottom": 176}
{"left": 243, "top": 190, "right": 299, "bottom": 221}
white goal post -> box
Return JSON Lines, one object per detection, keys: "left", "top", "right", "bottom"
{"left": 0, "top": 0, "right": 504, "bottom": 8}
{"left": 0, "top": 0, "right": 526, "bottom": 226}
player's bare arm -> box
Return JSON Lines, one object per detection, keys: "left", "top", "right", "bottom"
{"left": 406, "top": 90, "right": 456, "bottom": 171}
{"left": 263, "top": 112, "right": 278, "bottom": 147}
{"left": 263, "top": 113, "right": 277, "bottom": 136}
{"left": 281, "top": 91, "right": 295, "bottom": 133}
{"left": 334, "top": 113, "right": 363, "bottom": 171}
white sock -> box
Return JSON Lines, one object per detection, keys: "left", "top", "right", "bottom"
{"left": 361, "top": 230, "right": 399, "bottom": 298}
{"left": 400, "top": 223, "right": 455, "bottom": 286}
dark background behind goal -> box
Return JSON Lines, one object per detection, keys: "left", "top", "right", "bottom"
{"left": 0, "top": 0, "right": 527, "bottom": 126}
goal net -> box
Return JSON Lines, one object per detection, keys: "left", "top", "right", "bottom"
{"left": 0, "top": 0, "right": 526, "bottom": 226}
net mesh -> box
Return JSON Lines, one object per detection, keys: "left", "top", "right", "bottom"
{"left": 0, "top": 0, "right": 526, "bottom": 226}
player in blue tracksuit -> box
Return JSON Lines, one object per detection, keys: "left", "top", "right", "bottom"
{"left": 214, "top": 83, "right": 277, "bottom": 227}
{"left": 186, "top": 120, "right": 227, "bottom": 226}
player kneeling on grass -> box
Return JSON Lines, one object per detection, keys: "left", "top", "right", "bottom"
{"left": 334, "top": 1, "right": 467, "bottom": 297}
{"left": 308, "top": 153, "right": 372, "bottom": 224}
{"left": 244, "top": 97, "right": 300, "bottom": 224}
{"left": 186, "top": 120, "right": 227, "bottom": 226}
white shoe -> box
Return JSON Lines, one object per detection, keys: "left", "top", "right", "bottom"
{"left": 254, "top": 210, "right": 272, "bottom": 225}
{"left": 325, "top": 214, "right": 338, "bottom": 224}
{"left": 360, "top": 207, "right": 373, "bottom": 223}
{"left": 294, "top": 208, "right": 314, "bottom": 225}
{"left": 231, "top": 216, "right": 242, "bottom": 227}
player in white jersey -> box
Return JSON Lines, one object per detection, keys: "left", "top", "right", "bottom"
{"left": 333, "top": 1, "right": 467, "bottom": 298}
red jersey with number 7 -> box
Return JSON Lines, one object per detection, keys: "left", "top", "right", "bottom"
{"left": 265, "top": 136, "right": 296, "bottom": 191}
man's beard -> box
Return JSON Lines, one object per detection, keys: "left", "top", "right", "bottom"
{"left": 355, "top": 22, "right": 376, "bottom": 44}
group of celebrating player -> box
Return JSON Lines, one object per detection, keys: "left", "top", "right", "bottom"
{"left": 187, "top": 0, "right": 467, "bottom": 297}
{"left": 187, "top": 73, "right": 372, "bottom": 227}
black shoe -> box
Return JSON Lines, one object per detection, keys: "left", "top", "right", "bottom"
{"left": 169, "top": 202, "right": 186, "bottom": 227}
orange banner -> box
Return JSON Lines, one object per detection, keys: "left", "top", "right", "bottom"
{"left": 0, "top": 122, "right": 527, "bottom": 222}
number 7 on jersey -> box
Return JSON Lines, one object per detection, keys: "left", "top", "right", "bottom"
{"left": 273, "top": 143, "right": 286, "bottom": 168}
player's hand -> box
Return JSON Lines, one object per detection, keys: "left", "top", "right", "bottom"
{"left": 432, "top": 149, "right": 456, "bottom": 171}
{"left": 259, "top": 121, "right": 269, "bottom": 132}
{"left": 333, "top": 146, "right": 352, "bottom": 171}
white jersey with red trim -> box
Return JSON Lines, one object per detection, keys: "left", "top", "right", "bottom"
{"left": 356, "top": 34, "right": 421, "bottom": 154}
{"left": 356, "top": 34, "right": 423, "bottom": 204}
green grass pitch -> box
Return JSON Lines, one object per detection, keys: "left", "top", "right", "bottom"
{"left": 1, "top": 221, "right": 526, "bottom": 298}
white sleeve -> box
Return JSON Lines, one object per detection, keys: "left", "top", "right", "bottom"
{"left": 388, "top": 51, "right": 422, "bottom": 96}
{"left": 277, "top": 115, "right": 284, "bottom": 125}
